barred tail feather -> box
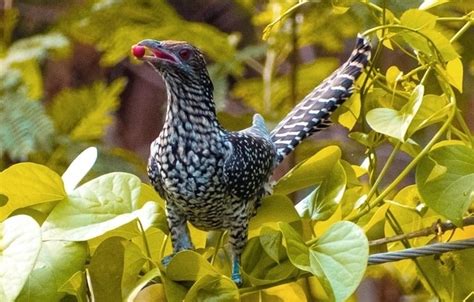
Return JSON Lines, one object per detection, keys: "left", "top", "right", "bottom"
{"left": 271, "top": 34, "right": 372, "bottom": 164}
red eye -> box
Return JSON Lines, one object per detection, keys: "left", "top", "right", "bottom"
{"left": 179, "top": 49, "right": 191, "bottom": 60}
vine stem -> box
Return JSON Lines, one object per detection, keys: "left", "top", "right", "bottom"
{"left": 363, "top": 141, "right": 402, "bottom": 209}
{"left": 348, "top": 19, "right": 473, "bottom": 222}
{"left": 386, "top": 209, "right": 440, "bottom": 297}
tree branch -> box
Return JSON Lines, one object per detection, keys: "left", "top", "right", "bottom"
{"left": 369, "top": 216, "right": 474, "bottom": 246}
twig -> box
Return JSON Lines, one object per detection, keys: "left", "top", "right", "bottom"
{"left": 369, "top": 216, "right": 474, "bottom": 246}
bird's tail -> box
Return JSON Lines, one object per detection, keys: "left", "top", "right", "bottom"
{"left": 270, "top": 34, "right": 372, "bottom": 164}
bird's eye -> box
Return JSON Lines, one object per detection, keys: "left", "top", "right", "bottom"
{"left": 179, "top": 49, "right": 192, "bottom": 60}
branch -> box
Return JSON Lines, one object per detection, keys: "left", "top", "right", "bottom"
{"left": 369, "top": 216, "right": 474, "bottom": 246}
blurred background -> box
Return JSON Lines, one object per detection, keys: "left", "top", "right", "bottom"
{"left": 1, "top": 1, "right": 473, "bottom": 300}
{"left": 1, "top": 0, "right": 473, "bottom": 176}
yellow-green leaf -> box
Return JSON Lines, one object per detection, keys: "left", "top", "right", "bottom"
{"left": 0, "top": 163, "right": 66, "bottom": 221}
{"left": 446, "top": 58, "right": 463, "bottom": 92}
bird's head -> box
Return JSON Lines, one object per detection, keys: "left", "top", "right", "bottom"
{"left": 131, "top": 39, "right": 211, "bottom": 88}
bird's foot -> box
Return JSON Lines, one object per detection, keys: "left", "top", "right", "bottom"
{"left": 161, "top": 254, "right": 174, "bottom": 267}
{"left": 231, "top": 256, "right": 243, "bottom": 287}
{"left": 231, "top": 272, "right": 243, "bottom": 287}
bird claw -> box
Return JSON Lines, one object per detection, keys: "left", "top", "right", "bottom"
{"left": 231, "top": 272, "right": 243, "bottom": 287}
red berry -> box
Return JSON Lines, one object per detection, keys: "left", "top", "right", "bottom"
{"left": 132, "top": 45, "right": 146, "bottom": 58}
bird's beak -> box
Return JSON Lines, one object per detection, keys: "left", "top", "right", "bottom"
{"left": 131, "top": 39, "right": 178, "bottom": 64}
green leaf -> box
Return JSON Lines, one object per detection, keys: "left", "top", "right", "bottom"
{"left": 309, "top": 222, "right": 369, "bottom": 302}
{"left": 366, "top": 85, "right": 424, "bottom": 141}
{"left": 62, "top": 147, "right": 98, "bottom": 193}
{"left": 446, "top": 58, "right": 463, "bottom": 93}
{"left": 408, "top": 94, "right": 449, "bottom": 135}
{"left": 0, "top": 163, "right": 66, "bottom": 221}
{"left": 332, "top": 93, "right": 361, "bottom": 130}
{"left": 278, "top": 222, "right": 310, "bottom": 272}
{"left": 280, "top": 221, "right": 368, "bottom": 302}
{"left": 400, "top": 9, "right": 437, "bottom": 31}
{"left": 166, "top": 250, "right": 218, "bottom": 281}
{"left": 242, "top": 234, "right": 297, "bottom": 286}
{"left": 88, "top": 237, "right": 146, "bottom": 301}
{"left": 248, "top": 195, "right": 300, "bottom": 237}
{"left": 0, "top": 215, "right": 41, "bottom": 302}
{"left": 41, "top": 172, "right": 142, "bottom": 240}
{"left": 259, "top": 226, "right": 284, "bottom": 264}
{"left": 422, "top": 29, "right": 459, "bottom": 61}
{"left": 274, "top": 146, "right": 342, "bottom": 195}
{"left": 58, "top": 271, "right": 87, "bottom": 302}
{"left": 184, "top": 274, "right": 239, "bottom": 302}
{"left": 16, "top": 241, "right": 88, "bottom": 302}
{"left": 416, "top": 145, "right": 474, "bottom": 225}
{"left": 5, "top": 32, "right": 69, "bottom": 64}
{"left": 295, "top": 161, "right": 346, "bottom": 221}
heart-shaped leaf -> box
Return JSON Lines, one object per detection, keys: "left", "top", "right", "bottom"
{"left": 41, "top": 172, "right": 157, "bottom": 240}
{"left": 416, "top": 144, "right": 474, "bottom": 225}
{"left": 366, "top": 85, "right": 424, "bottom": 141}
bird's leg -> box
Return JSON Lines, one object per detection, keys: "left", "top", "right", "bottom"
{"left": 162, "top": 202, "right": 194, "bottom": 266}
{"left": 228, "top": 215, "right": 249, "bottom": 286}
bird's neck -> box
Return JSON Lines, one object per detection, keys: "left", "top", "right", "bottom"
{"left": 162, "top": 80, "right": 224, "bottom": 139}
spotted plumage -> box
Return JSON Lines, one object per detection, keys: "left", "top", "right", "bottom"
{"left": 133, "top": 36, "right": 371, "bottom": 285}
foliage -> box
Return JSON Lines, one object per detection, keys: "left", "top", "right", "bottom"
{"left": 1, "top": 0, "right": 474, "bottom": 301}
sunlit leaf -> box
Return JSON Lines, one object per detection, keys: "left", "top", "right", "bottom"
{"left": 280, "top": 221, "right": 368, "bottom": 302}
{"left": 0, "top": 163, "right": 66, "bottom": 221}
{"left": 295, "top": 161, "right": 346, "bottom": 221}
{"left": 41, "top": 172, "right": 142, "bottom": 240}
{"left": 184, "top": 274, "right": 239, "bottom": 302}
{"left": 274, "top": 146, "right": 341, "bottom": 195}
{"left": 445, "top": 58, "right": 463, "bottom": 93}
{"left": 408, "top": 94, "right": 449, "bottom": 135}
{"left": 249, "top": 195, "right": 300, "bottom": 237}
{"left": 62, "top": 147, "right": 98, "bottom": 193}
{"left": 332, "top": 93, "right": 361, "bottom": 130}
{"left": 366, "top": 85, "right": 424, "bottom": 141}
{"left": 308, "top": 222, "right": 368, "bottom": 302}
{"left": 400, "top": 9, "right": 437, "bottom": 30}
{"left": 166, "top": 250, "right": 218, "bottom": 281}
{"left": 0, "top": 215, "right": 41, "bottom": 302}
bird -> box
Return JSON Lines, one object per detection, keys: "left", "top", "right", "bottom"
{"left": 131, "top": 35, "right": 371, "bottom": 286}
